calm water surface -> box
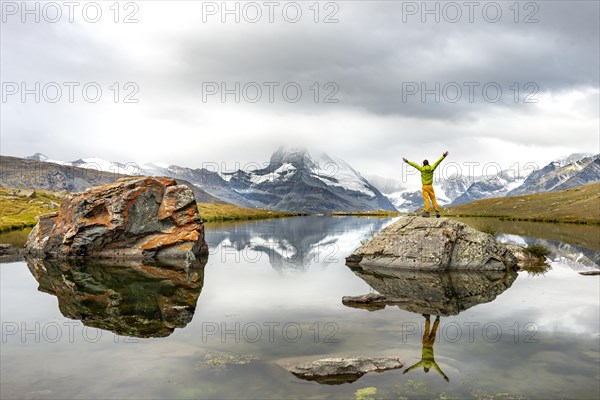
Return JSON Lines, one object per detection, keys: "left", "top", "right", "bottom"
{"left": 1, "top": 216, "right": 599, "bottom": 399}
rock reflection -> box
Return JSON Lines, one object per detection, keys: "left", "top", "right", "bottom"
{"left": 342, "top": 264, "right": 518, "bottom": 382}
{"left": 343, "top": 265, "right": 518, "bottom": 316}
{"left": 25, "top": 257, "right": 206, "bottom": 338}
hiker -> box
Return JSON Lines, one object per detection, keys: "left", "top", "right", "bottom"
{"left": 403, "top": 314, "right": 449, "bottom": 382}
{"left": 403, "top": 151, "right": 448, "bottom": 218}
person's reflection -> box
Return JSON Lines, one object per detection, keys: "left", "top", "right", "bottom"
{"left": 403, "top": 314, "right": 449, "bottom": 382}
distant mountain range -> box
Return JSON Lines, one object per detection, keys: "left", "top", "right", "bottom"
{"left": 17, "top": 148, "right": 397, "bottom": 213}
{"left": 506, "top": 154, "right": 600, "bottom": 196}
{"left": 137, "top": 147, "right": 396, "bottom": 213}
{"left": 0, "top": 155, "right": 223, "bottom": 204}
{"left": 2, "top": 149, "right": 598, "bottom": 213}
{"left": 368, "top": 153, "right": 599, "bottom": 210}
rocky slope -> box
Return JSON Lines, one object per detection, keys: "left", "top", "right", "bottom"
{"left": 508, "top": 154, "right": 600, "bottom": 196}
{"left": 0, "top": 155, "right": 222, "bottom": 204}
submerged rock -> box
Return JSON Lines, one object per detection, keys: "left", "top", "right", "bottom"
{"left": 343, "top": 265, "right": 518, "bottom": 316}
{"left": 26, "top": 257, "right": 205, "bottom": 338}
{"left": 579, "top": 270, "right": 600, "bottom": 276}
{"left": 347, "top": 216, "right": 517, "bottom": 270}
{"left": 290, "top": 357, "right": 403, "bottom": 385}
{"left": 24, "top": 177, "right": 208, "bottom": 260}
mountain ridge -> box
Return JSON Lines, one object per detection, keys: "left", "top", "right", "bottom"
{"left": 10, "top": 150, "right": 600, "bottom": 213}
{"left": 11, "top": 148, "right": 397, "bottom": 214}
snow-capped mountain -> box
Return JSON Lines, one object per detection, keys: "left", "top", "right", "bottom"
{"left": 25, "top": 153, "right": 139, "bottom": 175}
{"left": 507, "top": 154, "right": 600, "bottom": 196}
{"left": 160, "top": 147, "right": 397, "bottom": 213}
{"left": 22, "top": 147, "right": 397, "bottom": 213}
{"left": 17, "top": 151, "right": 599, "bottom": 212}
{"left": 367, "top": 169, "right": 521, "bottom": 211}
{"left": 369, "top": 156, "right": 598, "bottom": 210}
{"left": 451, "top": 168, "right": 526, "bottom": 205}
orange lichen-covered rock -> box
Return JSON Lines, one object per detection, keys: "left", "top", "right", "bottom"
{"left": 24, "top": 177, "right": 208, "bottom": 260}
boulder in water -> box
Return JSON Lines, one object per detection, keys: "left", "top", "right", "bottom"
{"left": 347, "top": 216, "right": 517, "bottom": 270}
{"left": 24, "top": 177, "right": 208, "bottom": 260}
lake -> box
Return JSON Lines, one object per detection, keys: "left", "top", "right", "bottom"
{"left": 1, "top": 216, "right": 599, "bottom": 399}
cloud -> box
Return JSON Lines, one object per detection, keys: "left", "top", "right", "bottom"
{"left": 1, "top": 1, "right": 598, "bottom": 177}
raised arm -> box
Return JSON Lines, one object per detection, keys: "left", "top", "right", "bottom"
{"left": 403, "top": 158, "right": 423, "bottom": 172}
{"left": 431, "top": 151, "right": 448, "bottom": 170}
{"left": 431, "top": 361, "right": 450, "bottom": 382}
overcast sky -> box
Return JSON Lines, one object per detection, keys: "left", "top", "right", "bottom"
{"left": 1, "top": 0, "right": 599, "bottom": 179}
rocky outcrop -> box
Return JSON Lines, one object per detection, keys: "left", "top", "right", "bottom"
{"left": 26, "top": 257, "right": 205, "bottom": 337}
{"left": 347, "top": 216, "right": 517, "bottom": 270}
{"left": 289, "top": 357, "right": 403, "bottom": 385}
{"left": 343, "top": 265, "right": 518, "bottom": 316}
{"left": 24, "top": 177, "right": 208, "bottom": 260}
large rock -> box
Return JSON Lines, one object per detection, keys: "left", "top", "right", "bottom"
{"left": 24, "top": 177, "right": 208, "bottom": 260}
{"left": 347, "top": 216, "right": 517, "bottom": 270}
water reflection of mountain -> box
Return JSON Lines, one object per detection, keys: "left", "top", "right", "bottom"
{"left": 206, "top": 216, "right": 396, "bottom": 272}
{"left": 26, "top": 257, "right": 206, "bottom": 338}
{"left": 497, "top": 234, "right": 600, "bottom": 270}
{"left": 345, "top": 265, "right": 518, "bottom": 316}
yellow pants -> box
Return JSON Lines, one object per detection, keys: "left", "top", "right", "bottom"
{"left": 422, "top": 184, "right": 439, "bottom": 213}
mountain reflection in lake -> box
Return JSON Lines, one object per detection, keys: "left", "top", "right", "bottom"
{"left": 1, "top": 216, "right": 599, "bottom": 400}
{"left": 206, "top": 216, "right": 394, "bottom": 272}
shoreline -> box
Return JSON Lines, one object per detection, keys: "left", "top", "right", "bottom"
{"left": 446, "top": 214, "right": 600, "bottom": 225}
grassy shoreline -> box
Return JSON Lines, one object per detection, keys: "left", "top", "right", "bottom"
{"left": 0, "top": 188, "right": 305, "bottom": 232}
{"left": 197, "top": 203, "right": 304, "bottom": 223}
{"left": 0, "top": 188, "right": 63, "bottom": 232}
{"left": 2, "top": 183, "right": 599, "bottom": 232}
{"left": 328, "top": 210, "right": 402, "bottom": 217}
{"left": 446, "top": 183, "right": 600, "bottom": 225}
{"left": 446, "top": 214, "right": 599, "bottom": 225}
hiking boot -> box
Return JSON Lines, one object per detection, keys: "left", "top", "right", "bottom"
{"left": 422, "top": 212, "right": 430, "bottom": 218}
{"left": 436, "top": 212, "right": 440, "bottom": 218}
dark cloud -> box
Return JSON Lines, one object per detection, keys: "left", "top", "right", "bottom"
{"left": 0, "top": 1, "right": 598, "bottom": 174}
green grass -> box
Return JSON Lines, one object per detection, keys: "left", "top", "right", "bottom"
{"left": 197, "top": 203, "right": 303, "bottom": 223}
{"left": 524, "top": 244, "right": 551, "bottom": 257}
{"left": 520, "top": 260, "right": 552, "bottom": 276}
{"left": 0, "top": 188, "right": 63, "bottom": 232}
{"left": 475, "top": 222, "right": 500, "bottom": 236}
{"left": 447, "top": 182, "right": 600, "bottom": 224}
{"left": 451, "top": 216, "right": 600, "bottom": 252}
